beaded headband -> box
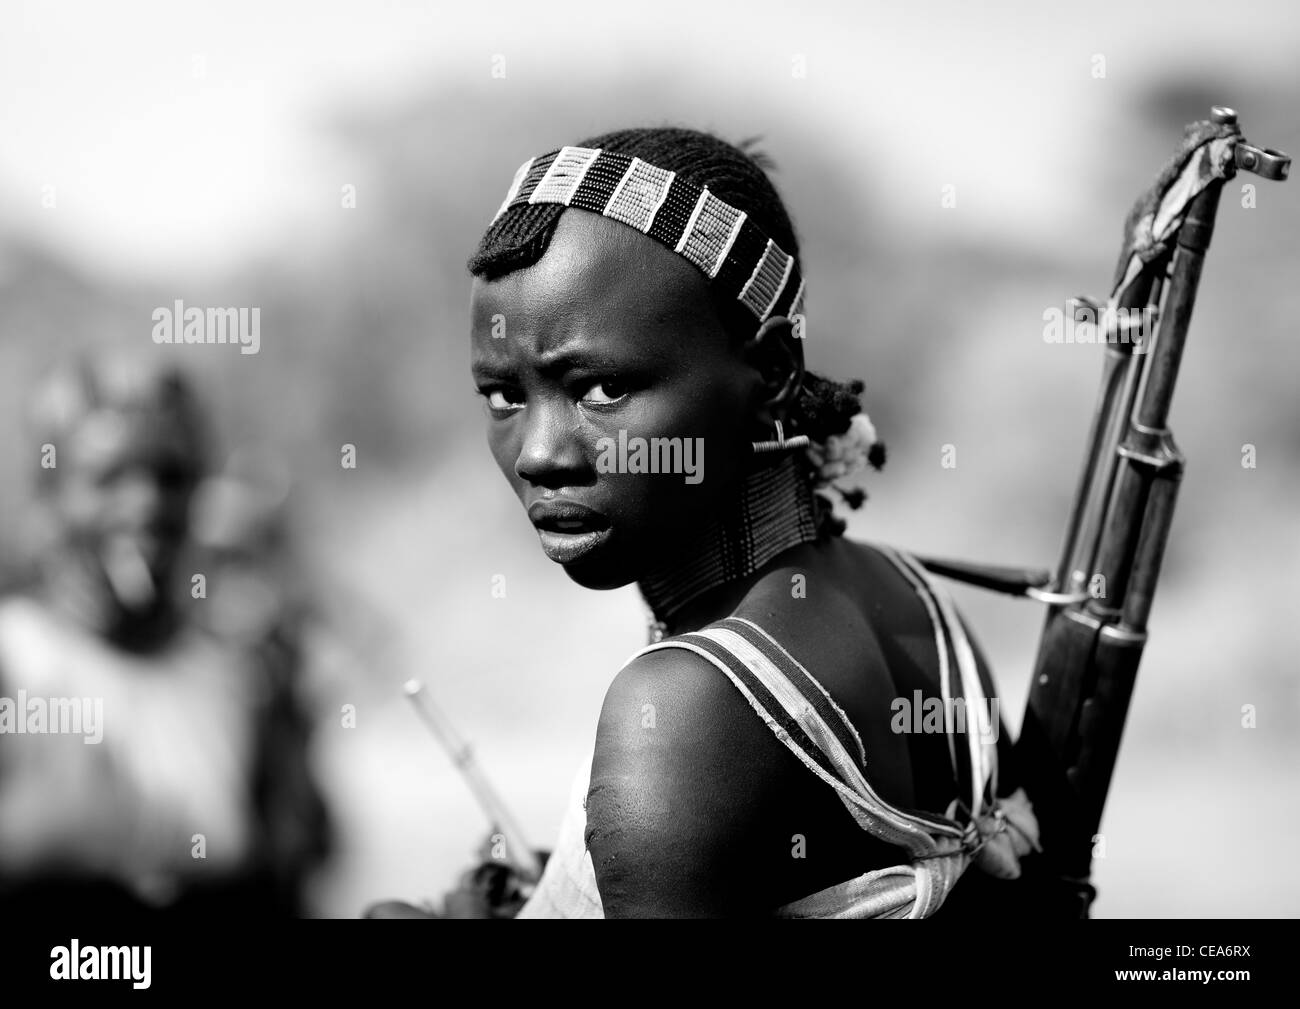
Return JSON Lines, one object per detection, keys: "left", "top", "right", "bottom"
{"left": 491, "top": 146, "right": 806, "bottom": 323}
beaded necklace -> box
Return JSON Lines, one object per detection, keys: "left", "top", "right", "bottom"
{"left": 637, "top": 454, "right": 821, "bottom": 644}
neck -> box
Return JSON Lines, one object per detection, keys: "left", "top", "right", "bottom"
{"left": 637, "top": 453, "right": 822, "bottom": 641}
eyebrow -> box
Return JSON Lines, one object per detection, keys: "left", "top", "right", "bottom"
{"left": 469, "top": 358, "right": 515, "bottom": 381}
{"left": 535, "top": 345, "right": 632, "bottom": 374}
{"left": 472, "top": 341, "right": 651, "bottom": 381}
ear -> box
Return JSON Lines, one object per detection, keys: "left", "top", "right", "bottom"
{"left": 742, "top": 315, "right": 805, "bottom": 426}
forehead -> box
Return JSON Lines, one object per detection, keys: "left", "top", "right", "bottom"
{"left": 470, "top": 209, "right": 725, "bottom": 362}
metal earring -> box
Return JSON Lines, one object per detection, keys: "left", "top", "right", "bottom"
{"left": 751, "top": 419, "right": 810, "bottom": 454}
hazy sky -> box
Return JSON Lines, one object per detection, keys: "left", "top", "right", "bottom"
{"left": 3, "top": 0, "right": 1296, "bottom": 279}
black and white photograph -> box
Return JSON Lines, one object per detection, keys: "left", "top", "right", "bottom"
{"left": 0, "top": 0, "right": 1296, "bottom": 988}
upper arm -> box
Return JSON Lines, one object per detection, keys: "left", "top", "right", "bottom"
{"left": 584, "top": 647, "right": 779, "bottom": 918}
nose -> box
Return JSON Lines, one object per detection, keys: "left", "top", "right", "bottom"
{"left": 514, "top": 399, "right": 590, "bottom": 488}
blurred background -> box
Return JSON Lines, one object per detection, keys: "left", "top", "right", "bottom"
{"left": 1, "top": 0, "right": 1297, "bottom": 917}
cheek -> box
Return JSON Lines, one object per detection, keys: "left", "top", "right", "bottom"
{"left": 670, "top": 379, "right": 751, "bottom": 471}
{"left": 485, "top": 424, "right": 524, "bottom": 493}
{"left": 607, "top": 384, "right": 751, "bottom": 519}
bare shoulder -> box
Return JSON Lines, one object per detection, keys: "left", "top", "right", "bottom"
{"left": 585, "top": 644, "right": 802, "bottom": 917}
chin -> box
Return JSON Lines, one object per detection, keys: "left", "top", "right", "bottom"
{"left": 556, "top": 557, "right": 635, "bottom": 593}
{"left": 544, "top": 533, "right": 645, "bottom": 592}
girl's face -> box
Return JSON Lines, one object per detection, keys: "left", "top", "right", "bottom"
{"left": 470, "top": 210, "right": 765, "bottom": 590}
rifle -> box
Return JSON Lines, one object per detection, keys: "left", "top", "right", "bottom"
{"left": 914, "top": 106, "right": 1290, "bottom": 916}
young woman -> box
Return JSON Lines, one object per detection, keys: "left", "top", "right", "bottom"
{"left": 466, "top": 128, "right": 1040, "bottom": 918}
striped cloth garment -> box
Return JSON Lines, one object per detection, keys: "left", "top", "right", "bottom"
{"left": 519, "top": 546, "right": 1035, "bottom": 919}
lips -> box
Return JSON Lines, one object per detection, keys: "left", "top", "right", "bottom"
{"left": 527, "top": 500, "right": 612, "bottom": 564}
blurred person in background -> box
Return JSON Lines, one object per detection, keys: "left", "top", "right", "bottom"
{"left": 0, "top": 355, "right": 330, "bottom": 917}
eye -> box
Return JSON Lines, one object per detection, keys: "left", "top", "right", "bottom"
{"left": 581, "top": 379, "right": 629, "bottom": 406}
{"left": 483, "top": 388, "right": 524, "bottom": 412}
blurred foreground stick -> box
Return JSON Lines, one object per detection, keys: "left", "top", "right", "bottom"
{"left": 402, "top": 679, "right": 543, "bottom": 884}
{"left": 363, "top": 680, "right": 545, "bottom": 919}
